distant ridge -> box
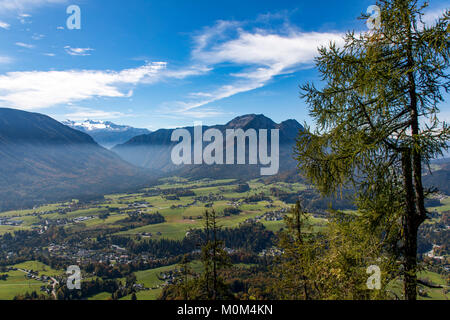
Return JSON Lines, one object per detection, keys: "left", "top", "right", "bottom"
{"left": 113, "top": 114, "right": 304, "bottom": 179}
{"left": 0, "top": 108, "right": 156, "bottom": 211}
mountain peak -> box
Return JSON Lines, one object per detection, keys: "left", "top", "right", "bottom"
{"left": 0, "top": 108, "right": 152, "bottom": 211}
{"left": 0, "top": 108, "right": 96, "bottom": 145}
{"left": 277, "top": 119, "right": 303, "bottom": 130}
{"left": 62, "top": 119, "right": 150, "bottom": 149}
{"left": 63, "top": 119, "right": 130, "bottom": 131}
{"left": 226, "top": 114, "right": 276, "bottom": 129}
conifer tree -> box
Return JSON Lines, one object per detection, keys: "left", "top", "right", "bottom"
{"left": 179, "top": 254, "right": 193, "bottom": 300}
{"left": 275, "top": 200, "right": 315, "bottom": 299}
{"left": 296, "top": 0, "right": 449, "bottom": 300}
{"left": 200, "top": 209, "right": 232, "bottom": 300}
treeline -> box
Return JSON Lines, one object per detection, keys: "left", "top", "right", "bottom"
{"left": 116, "top": 212, "right": 165, "bottom": 228}
{"left": 190, "top": 223, "right": 275, "bottom": 252}
{"left": 112, "top": 223, "right": 275, "bottom": 258}
{"left": 270, "top": 188, "right": 356, "bottom": 211}
{"left": 54, "top": 277, "right": 139, "bottom": 300}
{"left": 14, "top": 277, "right": 136, "bottom": 301}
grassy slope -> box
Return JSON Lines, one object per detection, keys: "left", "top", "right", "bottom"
{"left": 0, "top": 261, "right": 63, "bottom": 300}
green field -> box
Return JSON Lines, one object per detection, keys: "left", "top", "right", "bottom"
{"left": 0, "top": 178, "right": 323, "bottom": 240}
{"left": 117, "top": 261, "right": 203, "bottom": 301}
{"left": 0, "top": 178, "right": 447, "bottom": 300}
{"left": 11, "top": 261, "right": 63, "bottom": 276}
{"left": 0, "top": 261, "right": 62, "bottom": 300}
{"left": 0, "top": 270, "right": 44, "bottom": 300}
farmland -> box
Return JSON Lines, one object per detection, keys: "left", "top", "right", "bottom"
{"left": 0, "top": 177, "right": 448, "bottom": 300}
{"left": 0, "top": 178, "right": 326, "bottom": 240}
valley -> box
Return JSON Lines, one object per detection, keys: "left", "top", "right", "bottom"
{"left": 0, "top": 177, "right": 448, "bottom": 300}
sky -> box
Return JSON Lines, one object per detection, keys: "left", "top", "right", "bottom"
{"left": 0, "top": 0, "right": 448, "bottom": 130}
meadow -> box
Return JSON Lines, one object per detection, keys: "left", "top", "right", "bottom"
{"left": 0, "top": 178, "right": 318, "bottom": 240}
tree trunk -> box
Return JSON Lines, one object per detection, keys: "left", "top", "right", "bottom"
{"left": 401, "top": 149, "right": 418, "bottom": 300}
{"left": 212, "top": 211, "right": 217, "bottom": 300}
{"left": 404, "top": 16, "right": 427, "bottom": 299}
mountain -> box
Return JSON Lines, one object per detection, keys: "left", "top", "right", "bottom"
{"left": 423, "top": 158, "right": 450, "bottom": 196}
{"left": 0, "top": 108, "right": 156, "bottom": 211}
{"left": 113, "top": 114, "right": 304, "bottom": 180}
{"left": 62, "top": 119, "right": 150, "bottom": 149}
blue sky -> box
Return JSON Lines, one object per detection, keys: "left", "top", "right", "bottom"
{"left": 0, "top": 0, "right": 448, "bottom": 130}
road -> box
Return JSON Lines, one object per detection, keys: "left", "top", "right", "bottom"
{"left": 17, "top": 268, "right": 59, "bottom": 300}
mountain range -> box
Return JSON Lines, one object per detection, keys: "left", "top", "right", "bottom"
{"left": 113, "top": 114, "right": 304, "bottom": 180}
{"left": 62, "top": 119, "right": 150, "bottom": 149}
{"left": 0, "top": 108, "right": 155, "bottom": 211}
{"left": 1, "top": 108, "right": 449, "bottom": 212}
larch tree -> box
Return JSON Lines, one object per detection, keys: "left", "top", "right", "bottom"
{"left": 296, "top": 0, "right": 449, "bottom": 300}
{"left": 199, "top": 209, "right": 232, "bottom": 300}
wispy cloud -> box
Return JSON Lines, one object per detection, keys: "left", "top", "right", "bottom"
{"left": 0, "top": 0, "right": 66, "bottom": 13}
{"left": 0, "top": 9, "right": 345, "bottom": 120}
{"left": 0, "top": 62, "right": 167, "bottom": 109}
{"left": 32, "top": 33, "right": 45, "bottom": 40}
{"left": 167, "top": 20, "right": 343, "bottom": 116}
{"left": 162, "top": 65, "right": 212, "bottom": 79}
{"left": 15, "top": 42, "right": 34, "bottom": 49}
{"left": 0, "top": 20, "right": 9, "bottom": 29}
{"left": 0, "top": 55, "right": 12, "bottom": 64}
{"left": 17, "top": 13, "right": 31, "bottom": 24}
{"left": 64, "top": 46, "right": 94, "bottom": 56}
{"left": 159, "top": 101, "right": 231, "bottom": 119}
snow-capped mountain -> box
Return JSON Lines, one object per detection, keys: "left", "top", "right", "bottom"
{"left": 63, "top": 119, "right": 151, "bottom": 149}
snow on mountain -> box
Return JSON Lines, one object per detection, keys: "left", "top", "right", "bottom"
{"left": 63, "top": 120, "right": 134, "bottom": 132}
{"left": 62, "top": 119, "right": 151, "bottom": 149}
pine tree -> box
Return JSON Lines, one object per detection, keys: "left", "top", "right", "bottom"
{"left": 296, "top": 0, "right": 449, "bottom": 300}
{"left": 275, "top": 200, "right": 314, "bottom": 299}
{"left": 179, "top": 254, "right": 194, "bottom": 300}
{"left": 276, "top": 201, "right": 394, "bottom": 300}
{"left": 160, "top": 210, "right": 233, "bottom": 300}
{"left": 200, "top": 209, "right": 232, "bottom": 300}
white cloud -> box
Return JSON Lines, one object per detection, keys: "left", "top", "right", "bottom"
{"left": 0, "top": 20, "right": 9, "bottom": 29}
{"left": 192, "top": 20, "right": 242, "bottom": 57}
{"left": 64, "top": 46, "right": 94, "bottom": 56}
{"left": 171, "top": 21, "right": 343, "bottom": 114}
{"left": 64, "top": 107, "right": 126, "bottom": 120}
{"left": 194, "top": 29, "right": 342, "bottom": 67}
{"left": 0, "top": 62, "right": 167, "bottom": 109}
{"left": 0, "top": 55, "right": 12, "bottom": 64}
{"left": 0, "top": 12, "right": 346, "bottom": 120}
{"left": 189, "top": 92, "right": 214, "bottom": 98}
{"left": 0, "top": 0, "right": 66, "bottom": 13}
{"left": 32, "top": 33, "right": 45, "bottom": 40}
{"left": 15, "top": 42, "right": 34, "bottom": 49}
{"left": 43, "top": 53, "right": 55, "bottom": 57}
{"left": 163, "top": 65, "right": 212, "bottom": 79}
{"left": 175, "top": 79, "right": 275, "bottom": 113}
{"left": 16, "top": 13, "right": 32, "bottom": 24}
